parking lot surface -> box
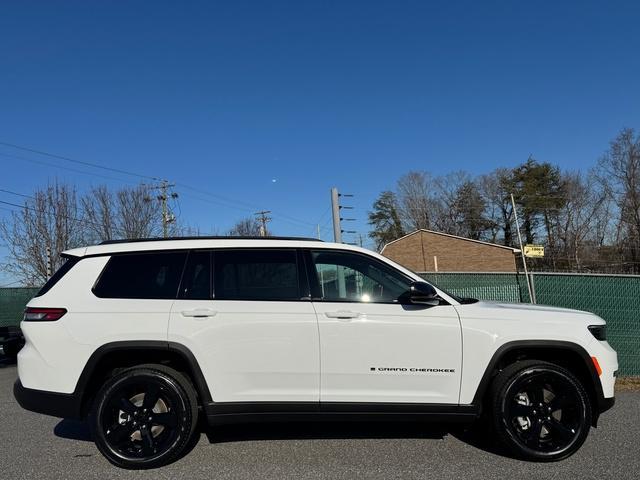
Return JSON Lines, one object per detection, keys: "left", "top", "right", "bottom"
{"left": 1, "top": 360, "right": 637, "bottom": 480}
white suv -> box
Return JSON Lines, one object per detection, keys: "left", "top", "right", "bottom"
{"left": 14, "top": 237, "right": 617, "bottom": 469}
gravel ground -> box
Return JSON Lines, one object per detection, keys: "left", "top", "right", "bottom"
{"left": 1, "top": 360, "right": 637, "bottom": 480}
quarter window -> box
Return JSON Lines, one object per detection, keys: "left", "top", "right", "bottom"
{"left": 309, "top": 250, "right": 411, "bottom": 303}
{"left": 213, "top": 249, "right": 300, "bottom": 300}
{"left": 93, "top": 252, "right": 187, "bottom": 299}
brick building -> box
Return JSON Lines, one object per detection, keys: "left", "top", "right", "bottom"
{"left": 381, "top": 229, "right": 520, "bottom": 273}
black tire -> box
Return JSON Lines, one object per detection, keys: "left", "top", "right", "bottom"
{"left": 89, "top": 364, "right": 199, "bottom": 469}
{"left": 489, "top": 360, "right": 592, "bottom": 462}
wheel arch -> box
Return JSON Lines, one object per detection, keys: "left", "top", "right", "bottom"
{"left": 75, "top": 341, "right": 211, "bottom": 418}
{"left": 471, "top": 340, "right": 606, "bottom": 425}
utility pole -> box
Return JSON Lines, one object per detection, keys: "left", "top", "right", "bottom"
{"left": 511, "top": 193, "right": 535, "bottom": 304}
{"left": 145, "top": 180, "right": 178, "bottom": 238}
{"left": 255, "top": 210, "right": 271, "bottom": 237}
{"left": 330, "top": 187, "right": 356, "bottom": 244}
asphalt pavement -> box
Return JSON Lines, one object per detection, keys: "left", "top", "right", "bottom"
{"left": 1, "top": 359, "right": 637, "bottom": 480}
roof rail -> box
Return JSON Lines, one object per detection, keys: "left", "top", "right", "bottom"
{"left": 98, "top": 236, "right": 323, "bottom": 245}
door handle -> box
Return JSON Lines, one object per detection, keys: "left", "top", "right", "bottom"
{"left": 181, "top": 309, "right": 217, "bottom": 318}
{"left": 325, "top": 310, "right": 361, "bottom": 320}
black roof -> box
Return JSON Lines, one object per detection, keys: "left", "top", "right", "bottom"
{"left": 99, "top": 236, "right": 323, "bottom": 245}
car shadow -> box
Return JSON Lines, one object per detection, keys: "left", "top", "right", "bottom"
{"left": 205, "top": 421, "right": 449, "bottom": 443}
{"left": 54, "top": 419, "right": 93, "bottom": 442}
{"left": 53, "top": 418, "right": 516, "bottom": 460}
{"left": 0, "top": 356, "right": 17, "bottom": 368}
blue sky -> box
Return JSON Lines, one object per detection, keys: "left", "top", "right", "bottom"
{"left": 1, "top": 0, "right": 640, "bottom": 283}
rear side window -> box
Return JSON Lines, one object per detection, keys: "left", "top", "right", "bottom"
{"left": 93, "top": 252, "right": 188, "bottom": 299}
{"left": 179, "top": 251, "right": 211, "bottom": 299}
{"left": 213, "top": 249, "right": 300, "bottom": 300}
{"left": 35, "top": 256, "right": 80, "bottom": 297}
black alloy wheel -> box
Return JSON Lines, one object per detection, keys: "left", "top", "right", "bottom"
{"left": 90, "top": 365, "right": 198, "bottom": 469}
{"left": 490, "top": 360, "right": 592, "bottom": 461}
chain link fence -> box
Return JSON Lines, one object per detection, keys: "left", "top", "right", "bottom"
{"left": 0, "top": 288, "right": 39, "bottom": 328}
{"left": 1, "top": 273, "right": 639, "bottom": 375}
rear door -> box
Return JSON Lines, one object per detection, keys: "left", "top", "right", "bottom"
{"left": 168, "top": 249, "right": 320, "bottom": 403}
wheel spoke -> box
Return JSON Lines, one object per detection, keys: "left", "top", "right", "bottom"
{"left": 141, "top": 428, "right": 155, "bottom": 454}
{"left": 152, "top": 411, "right": 178, "bottom": 428}
{"left": 143, "top": 384, "right": 160, "bottom": 410}
{"left": 549, "top": 394, "right": 573, "bottom": 412}
{"left": 107, "top": 423, "right": 134, "bottom": 445}
{"left": 548, "top": 418, "right": 576, "bottom": 442}
{"left": 523, "top": 420, "right": 543, "bottom": 446}
{"left": 510, "top": 402, "right": 533, "bottom": 418}
{"left": 119, "top": 397, "right": 137, "bottom": 415}
{"left": 526, "top": 385, "right": 543, "bottom": 405}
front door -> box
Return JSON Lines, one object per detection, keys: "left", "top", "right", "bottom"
{"left": 306, "top": 249, "right": 462, "bottom": 405}
{"left": 169, "top": 249, "right": 320, "bottom": 403}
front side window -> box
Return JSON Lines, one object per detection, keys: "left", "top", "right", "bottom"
{"left": 93, "top": 251, "right": 187, "bottom": 299}
{"left": 309, "top": 250, "right": 411, "bottom": 303}
{"left": 213, "top": 249, "right": 300, "bottom": 300}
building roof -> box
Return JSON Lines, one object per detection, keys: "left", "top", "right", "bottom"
{"left": 380, "top": 229, "right": 521, "bottom": 254}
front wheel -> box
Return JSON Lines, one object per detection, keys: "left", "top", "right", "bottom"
{"left": 490, "top": 360, "right": 592, "bottom": 461}
{"left": 90, "top": 364, "right": 199, "bottom": 469}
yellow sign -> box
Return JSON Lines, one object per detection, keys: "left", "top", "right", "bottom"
{"left": 524, "top": 244, "right": 545, "bottom": 258}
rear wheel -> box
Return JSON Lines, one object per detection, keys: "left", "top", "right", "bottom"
{"left": 490, "top": 360, "right": 592, "bottom": 461}
{"left": 90, "top": 365, "right": 198, "bottom": 469}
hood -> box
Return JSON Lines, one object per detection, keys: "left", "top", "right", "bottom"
{"left": 456, "top": 300, "right": 605, "bottom": 325}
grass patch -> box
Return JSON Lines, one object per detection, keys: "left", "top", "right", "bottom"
{"left": 616, "top": 376, "right": 640, "bottom": 392}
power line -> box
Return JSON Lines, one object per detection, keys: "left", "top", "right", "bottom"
{"left": 0, "top": 152, "right": 141, "bottom": 185}
{"left": 0, "top": 141, "right": 158, "bottom": 181}
{"left": 0, "top": 140, "right": 327, "bottom": 233}
{"left": 0, "top": 188, "right": 34, "bottom": 199}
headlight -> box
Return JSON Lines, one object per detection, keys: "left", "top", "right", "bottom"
{"left": 588, "top": 325, "right": 607, "bottom": 341}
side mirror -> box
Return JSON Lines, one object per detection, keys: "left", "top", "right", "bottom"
{"left": 409, "top": 282, "right": 440, "bottom": 306}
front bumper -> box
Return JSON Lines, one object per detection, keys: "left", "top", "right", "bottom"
{"left": 598, "top": 396, "right": 615, "bottom": 415}
{"left": 13, "top": 380, "right": 82, "bottom": 419}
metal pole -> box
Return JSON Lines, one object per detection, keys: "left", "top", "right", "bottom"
{"left": 46, "top": 245, "right": 52, "bottom": 279}
{"left": 331, "top": 187, "right": 342, "bottom": 243}
{"left": 511, "top": 193, "right": 536, "bottom": 304}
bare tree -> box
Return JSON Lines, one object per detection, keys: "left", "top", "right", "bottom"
{"left": 0, "top": 182, "right": 85, "bottom": 286}
{"left": 555, "top": 172, "right": 610, "bottom": 270}
{"left": 396, "top": 171, "right": 434, "bottom": 231}
{"left": 598, "top": 128, "right": 640, "bottom": 266}
{"left": 116, "top": 185, "right": 163, "bottom": 238}
{"left": 82, "top": 184, "right": 163, "bottom": 242}
{"left": 228, "top": 217, "right": 263, "bottom": 236}
{"left": 81, "top": 185, "right": 116, "bottom": 242}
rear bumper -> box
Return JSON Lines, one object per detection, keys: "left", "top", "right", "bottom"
{"left": 13, "top": 380, "right": 82, "bottom": 419}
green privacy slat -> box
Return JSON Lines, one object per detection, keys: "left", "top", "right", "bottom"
{"left": 0, "top": 288, "right": 39, "bottom": 328}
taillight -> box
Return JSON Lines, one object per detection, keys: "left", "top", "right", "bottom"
{"left": 23, "top": 307, "right": 67, "bottom": 322}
